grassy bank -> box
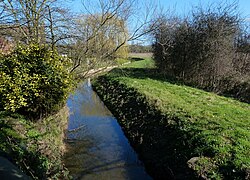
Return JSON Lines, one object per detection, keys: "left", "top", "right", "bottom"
{"left": 93, "top": 59, "right": 250, "bottom": 179}
{"left": 0, "top": 106, "right": 70, "bottom": 179}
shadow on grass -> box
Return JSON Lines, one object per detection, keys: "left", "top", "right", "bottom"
{"left": 108, "top": 67, "right": 182, "bottom": 85}
{"left": 128, "top": 57, "right": 145, "bottom": 61}
{"left": 93, "top": 77, "right": 196, "bottom": 179}
{"left": 109, "top": 67, "right": 250, "bottom": 104}
{"left": 93, "top": 73, "right": 248, "bottom": 179}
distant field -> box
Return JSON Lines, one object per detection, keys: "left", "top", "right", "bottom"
{"left": 129, "top": 53, "right": 153, "bottom": 58}
{"left": 123, "top": 57, "right": 155, "bottom": 68}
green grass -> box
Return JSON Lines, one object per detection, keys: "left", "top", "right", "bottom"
{"left": 0, "top": 111, "right": 49, "bottom": 179}
{"left": 96, "top": 58, "right": 250, "bottom": 179}
{"left": 0, "top": 107, "right": 70, "bottom": 179}
{"left": 124, "top": 57, "right": 155, "bottom": 68}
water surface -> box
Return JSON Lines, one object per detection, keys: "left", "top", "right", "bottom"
{"left": 64, "top": 80, "right": 151, "bottom": 180}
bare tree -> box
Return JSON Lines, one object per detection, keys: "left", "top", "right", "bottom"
{"left": 0, "top": 0, "right": 75, "bottom": 50}
{"left": 0, "top": 0, "right": 159, "bottom": 74}
{"left": 68, "top": 0, "right": 159, "bottom": 73}
{"left": 0, "top": 0, "right": 48, "bottom": 43}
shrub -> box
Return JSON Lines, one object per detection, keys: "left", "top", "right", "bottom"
{"left": 152, "top": 3, "right": 250, "bottom": 103}
{"left": 153, "top": 6, "right": 239, "bottom": 85}
{"left": 0, "top": 44, "right": 72, "bottom": 119}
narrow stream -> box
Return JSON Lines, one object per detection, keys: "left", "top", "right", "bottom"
{"left": 63, "top": 80, "right": 152, "bottom": 180}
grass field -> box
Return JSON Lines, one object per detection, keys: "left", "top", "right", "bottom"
{"left": 93, "top": 58, "right": 250, "bottom": 179}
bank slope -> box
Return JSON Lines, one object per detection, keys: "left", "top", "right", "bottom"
{"left": 93, "top": 60, "right": 250, "bottom": 180}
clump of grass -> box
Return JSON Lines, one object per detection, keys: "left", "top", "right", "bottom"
{"left": 93, "top": 58, "right": 250, "bottom": 179}
{"left": 34, "top": 106, "right": 70, "bottom": 179}
{"left": 0, "top": 111, "right": 49, "bottom": 179}
{"left": 0, "top": 107, "right": 70, "bottom": 179}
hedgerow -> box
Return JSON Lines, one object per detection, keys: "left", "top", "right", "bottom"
{"left": 152, "top": 4, "right": 250, "bottom": 103}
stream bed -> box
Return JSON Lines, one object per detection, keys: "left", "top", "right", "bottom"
{"left": 63, "top": 80, "right": 152, "bottom": 180}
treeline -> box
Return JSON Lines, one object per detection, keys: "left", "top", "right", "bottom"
{"left": 152, "top": 3, "right": 250, "bottom": 103}
{"left": 129, "top": 44, "right": 152, "bottom": 53}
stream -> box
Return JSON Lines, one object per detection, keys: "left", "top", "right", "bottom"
{"left": 63, "top": 80, "right": 152, "bottom": 180}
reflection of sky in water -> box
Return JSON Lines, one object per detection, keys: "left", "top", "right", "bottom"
{"left": 64, "top": 80, "right": 152, "bottom": 180}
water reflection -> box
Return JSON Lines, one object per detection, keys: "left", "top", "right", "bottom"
{"left": 64, "top": 80, "right": 152, "bottom": 180}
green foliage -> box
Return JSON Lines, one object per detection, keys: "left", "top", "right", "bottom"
{"left": 34, "top": 106, "right": 70, "bottom": 179}
{"left": 0, "top": 111, "right": 49, "bottom": 179}
{"left": 0, "top": 108, "right": 70, "bottom": 179}
{"left": 93, "top": 59, "right": 250, "bottom": 179}
{"left": 115, "top": 45, "right": 128, "bottom": 59}
{"left": 115, "top": 58, "right": 130, "bottom": 66}
{"left": 0, "top": 44, "right": 72, "bottom": 118}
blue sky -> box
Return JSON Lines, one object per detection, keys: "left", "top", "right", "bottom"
{"left": 67, "top": 0, "right": 250, "bottom": 45}
{"left": 68, "top": 0, "right": 250, "bottom": 19}
{"left": 158, "top": 0, "right": 250, "bottom": 19}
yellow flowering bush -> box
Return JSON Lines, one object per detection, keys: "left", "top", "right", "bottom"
{"left": 0, "top": 44, "right": 72, "bottom": 119}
